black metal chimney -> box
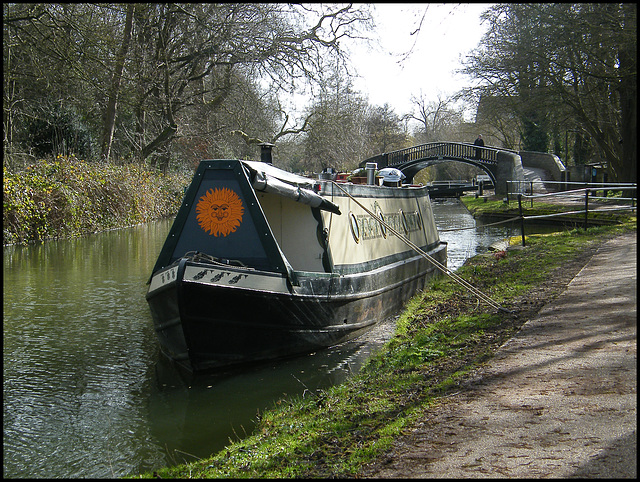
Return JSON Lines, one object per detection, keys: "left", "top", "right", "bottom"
{"left": 259, "top": 142, "right": 274, "bottom": 164}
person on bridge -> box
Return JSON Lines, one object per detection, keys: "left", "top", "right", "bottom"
{"left": 473, "top": 134, "right": 484, "bottom": 159}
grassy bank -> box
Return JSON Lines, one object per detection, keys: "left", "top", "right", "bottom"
{"left": 461, "top": 193, "right": 634, "bottom": 225}
{"left": 131, "top": 213, "right": 636, "bottom": 478}
{"left": 3, "top": 155, "right": 191, "bottom": 246}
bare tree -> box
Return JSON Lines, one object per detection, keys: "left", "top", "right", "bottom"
{"left": 3, "top": 3, "right": 374, "bottom": 169}
{"left": 122, "top": 3, "right": 373, "bottom": 166}
{"left": 408, "top": 93, "right": 462, "bottom": 143}
{"left": 4, "top": 4, "right": 122, "bottom": 160}
{"left": 366, "top": 103, "right": 409, "bottom": 154}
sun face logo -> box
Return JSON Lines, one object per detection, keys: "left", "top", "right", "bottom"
{"left": 195, "top": 187, "right": 244, "bottom": 237}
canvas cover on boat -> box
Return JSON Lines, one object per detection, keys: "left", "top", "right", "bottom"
{"left": 242, "top": 161, "right": 341, "bottom": 215}
{"left": 241, "top": 160, "right": 316, "bottom": 188}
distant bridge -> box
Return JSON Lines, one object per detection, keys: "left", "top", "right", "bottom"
{"left": 426, "top": 180, "right": 482, "bottom": 198}
{"left": 360, "top": 142, "right": 559, "bottom": 196}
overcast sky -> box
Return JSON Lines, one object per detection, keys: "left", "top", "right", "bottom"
{"left": 348, "top": 3, "right": 492, "bottom": 119}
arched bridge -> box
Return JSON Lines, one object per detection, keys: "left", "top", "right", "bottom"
{"left": 360, "top": 142, "right": 526, "bottom": 195}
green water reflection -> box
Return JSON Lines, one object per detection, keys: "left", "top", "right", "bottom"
{"left": 3, "top": 222, "right": 171, "bottom": 478}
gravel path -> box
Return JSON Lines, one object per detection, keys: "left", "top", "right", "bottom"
{"left": 364, "top": 232, "right": 637, "bottom": 478}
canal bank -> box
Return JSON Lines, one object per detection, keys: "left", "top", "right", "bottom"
{"left": 363, "top": 231, "right": 637, "bottom": 478}
{"left": 462, "top": 193, "right": 634, "bottom": 228}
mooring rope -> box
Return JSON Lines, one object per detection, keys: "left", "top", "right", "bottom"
{"left": 330, "top": 182, "right": 510, "bottom": 313}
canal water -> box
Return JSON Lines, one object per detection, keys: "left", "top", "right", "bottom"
{"left": 432, "top": 198, "right": 520, "bottom": 270}
{"left": 3, "top": 199, "right": 532, "bottom": 478}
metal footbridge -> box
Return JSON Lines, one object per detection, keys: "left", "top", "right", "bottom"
{"left": 361, "top": 142, "right": 527, "bottom": 195}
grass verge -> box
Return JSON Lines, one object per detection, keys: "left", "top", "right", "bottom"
{"left": 131, "top": 217, "right": 636, "bottom": 479}
{"left": 461, "top": 194, "right": 635, "bottom": 224}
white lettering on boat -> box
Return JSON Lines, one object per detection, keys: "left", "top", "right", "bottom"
{"left": 355, "top": 211, "right": 421, "bottom": 240}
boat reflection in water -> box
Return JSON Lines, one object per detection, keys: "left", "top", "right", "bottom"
{"left": 148, "top": 315, "right": 397, "bottom": 463}
{"left": 146, "top": 152, "right": 446, "bottom": 373}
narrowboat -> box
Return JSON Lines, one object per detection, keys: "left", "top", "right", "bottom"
{"left": 146, "top": 154, "right": 447, "bottom": 372}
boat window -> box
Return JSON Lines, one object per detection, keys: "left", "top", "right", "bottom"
{"left": 349, "top": 212, "right": 360, "bottom": 243}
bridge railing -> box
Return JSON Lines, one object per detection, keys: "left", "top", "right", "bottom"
{"left": 366, "top": 142, "right": 501, "bottom": 168}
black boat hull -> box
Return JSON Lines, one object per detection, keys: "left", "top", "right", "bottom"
{"left": 147, "top": 244, "right": 446, "bottom": 372}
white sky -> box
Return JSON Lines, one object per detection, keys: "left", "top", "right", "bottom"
{"left": 347, "top": 3, "right": 492, "bottom": 119}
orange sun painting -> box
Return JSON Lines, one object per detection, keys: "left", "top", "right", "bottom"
{"left": 195, "top": 187, "right": 244, "bottom": 237}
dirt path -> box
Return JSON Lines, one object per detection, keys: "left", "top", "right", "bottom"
{"left": 363, "top": 232, "right": 637, "bottom": 478}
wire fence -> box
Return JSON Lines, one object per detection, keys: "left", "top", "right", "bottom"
{"left": 505, "top": 181, "right": 636, "bottom": 246}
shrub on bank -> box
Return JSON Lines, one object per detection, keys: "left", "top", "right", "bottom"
{"left": 3, "top": 155, "right": 190, "bottom": 245}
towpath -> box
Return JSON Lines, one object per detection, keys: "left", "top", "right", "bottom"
{"left": 363, "top": 231, "right": 636, "bottom": 478}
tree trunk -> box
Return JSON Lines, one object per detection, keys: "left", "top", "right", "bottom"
{"left": 100, "top": 4, "right": 134, "bottom": 161}
{"left": 617, "top": 4, "right": 637, "bottom": 182}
